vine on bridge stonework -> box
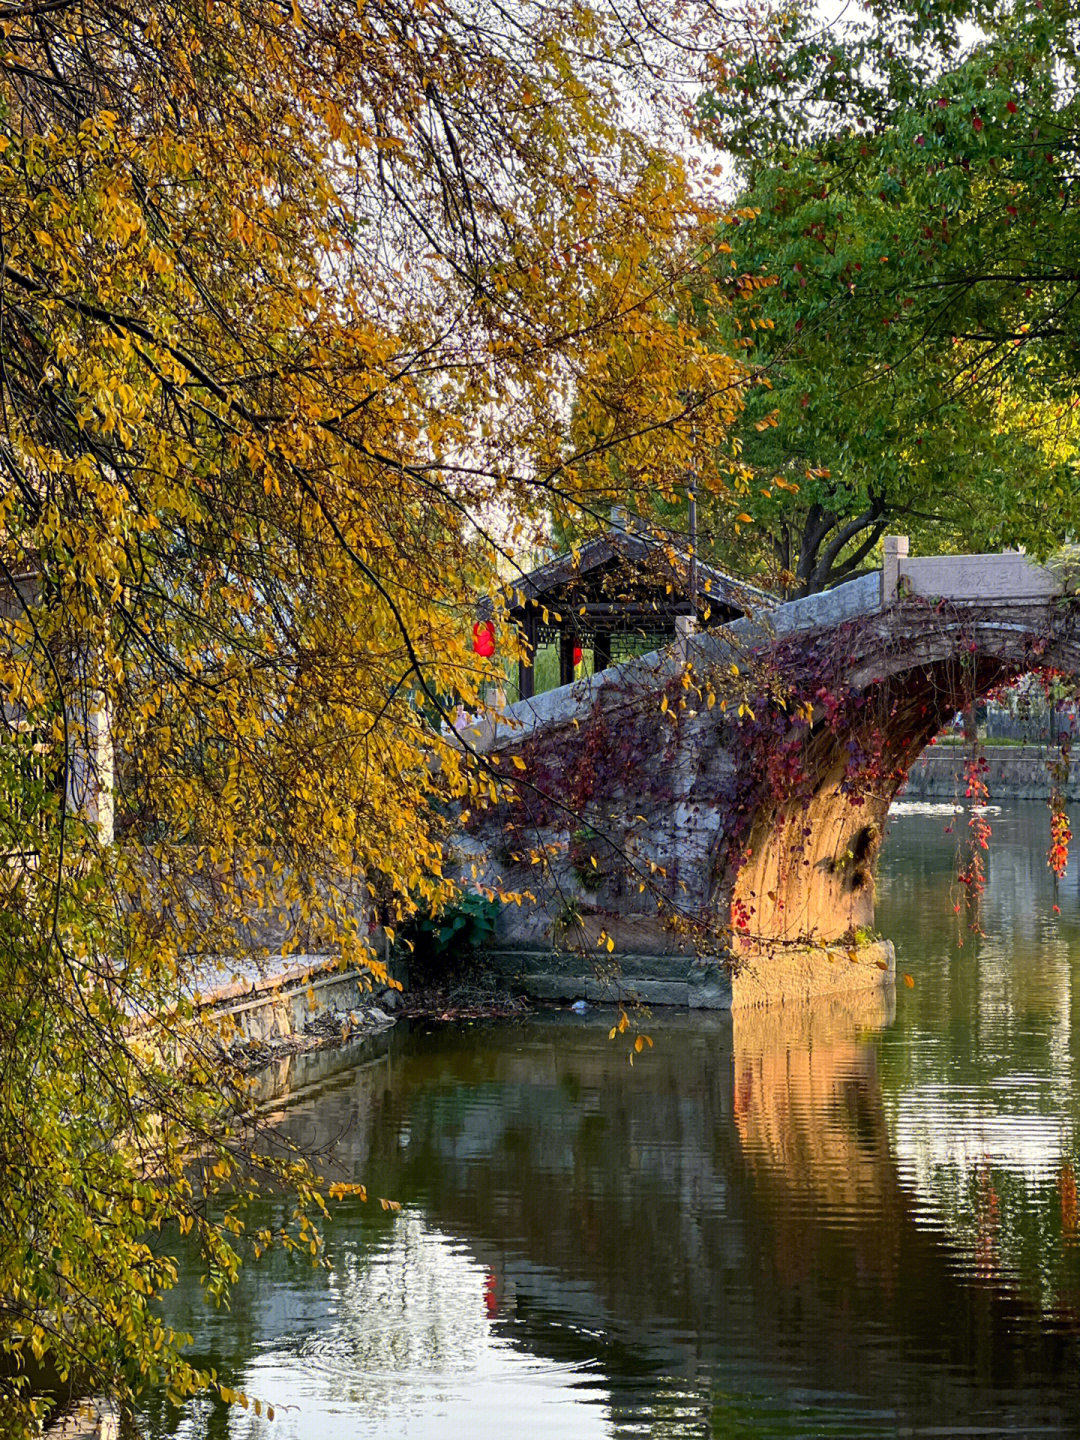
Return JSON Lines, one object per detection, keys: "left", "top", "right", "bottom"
{"left": 467, "top": 594, "right": 1080, "bottom": 955}
{"left": 954, "top": 751, "right": 991, "bottom": 939}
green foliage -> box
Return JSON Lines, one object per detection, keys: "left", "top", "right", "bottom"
{"left": 554, "top": 898, "right": 586, "bottom": 933}
{"left": 570, "top": 826, "right": 608, "bottom": 890}
{"left": 699, "top": 0, "right": 1080, "bottom": 590}
{"left": 400, "top": 893, "right": 502, "bottom": 986}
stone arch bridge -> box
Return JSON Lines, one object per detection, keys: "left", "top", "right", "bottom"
{"left": 465, "top": 540, "right": 1080, "bottom": 1007}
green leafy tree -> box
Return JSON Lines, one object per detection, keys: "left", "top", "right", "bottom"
{"left": 697, "top": 0, "right": 1080, "bottom": 592}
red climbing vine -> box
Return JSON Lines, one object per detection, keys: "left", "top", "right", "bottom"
{"left": 954, "top": 750, "right": 991, "bottom": 938}
{"left": 1049, "top": 808, "right": 1072, "bottom": 882}
{"left": 1048, "top": 739, "right": 1072, "bottom": 888}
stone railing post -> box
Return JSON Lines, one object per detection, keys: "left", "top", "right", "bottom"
{"left": 881, "top": 535, "right": 909, "bottom": 606}
{"left": 675, "top": 614, "right": 696, "bottom": 664}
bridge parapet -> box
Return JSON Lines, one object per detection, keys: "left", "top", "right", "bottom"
{"left": 893, "top": 548, "right": 1062, "bottom": 607}
{"left": 478, "top": 570, "right": 884, "bottom": 752}
{"left": 477, "top": 545, "right": 1068, "bottom": 752}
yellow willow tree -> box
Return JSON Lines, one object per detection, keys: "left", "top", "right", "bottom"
{"left": 0, "top": 0, "right": 756, "bottom": 1426}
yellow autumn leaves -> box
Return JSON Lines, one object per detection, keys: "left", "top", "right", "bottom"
{"left": 0, "top": 0, "right": 763, "bottom": 1425}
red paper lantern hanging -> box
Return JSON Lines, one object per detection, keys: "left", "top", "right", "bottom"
{"left": 573, "top": 645, "right": 583, "bottom": 667}
{"left": 472, "top": 620, "right": 495, "bottom": 658}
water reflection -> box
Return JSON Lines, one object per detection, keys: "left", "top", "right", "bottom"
{"left": 878, "top": 800, "right": 1080, "bottom": 1333}
{"left": 143, "top": 802, "right": 1080, "bottom": 1439}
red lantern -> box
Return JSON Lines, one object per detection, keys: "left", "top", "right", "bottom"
{"left": 573, "top": 645, "right": 583, "bottom": 667}
{"left": 472, "top": 621, "right": 495, "bottom": 657}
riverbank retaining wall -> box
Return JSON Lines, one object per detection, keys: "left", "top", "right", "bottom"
{"left": 901, "top": 744, "right": 1080, "bottom": 801}
{"left": 479, "top": 939, "right": 895, "bottom": 1011}
{"left": 192, "top": 954, "right": 388, "bottom": 1046}
{"left": 155, "top": 950, "right": 404, "bottom": 1114}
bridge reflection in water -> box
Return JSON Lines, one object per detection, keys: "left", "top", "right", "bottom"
{"left": 145, "top": 928, "right": 1080, "bottom": 1439}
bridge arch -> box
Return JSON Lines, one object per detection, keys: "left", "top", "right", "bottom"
{"left": 724, "top": 604, "right": 1080, "bottom": 952}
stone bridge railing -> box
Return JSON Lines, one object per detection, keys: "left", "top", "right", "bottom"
{"left": 883, "top": 535, "right": 1062, "bottom": 607}
{"left": 474, "top": 541, "right": 1066, "bottom": 751}
{"left": 477, "top": 570, "right": 880, "bottom": 752}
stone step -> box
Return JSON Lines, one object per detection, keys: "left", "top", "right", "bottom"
{"left": 523, "top": 971, "right": 691, "bottom": 1007}
{"left": 483, "top": 947, "right": 718, "bottom": 983}
{"left": 480, "top": 951, "right": 734, "bottom": 1009}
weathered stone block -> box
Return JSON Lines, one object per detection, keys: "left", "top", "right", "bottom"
{"left": 615, "top": 980, "right": 690, "bottom": 1006}
{"left": 688, "top": 979, "right": 734, "bottom": 1009}
{"left": 730, "top": 939, "right": 894, "bottom": 1010}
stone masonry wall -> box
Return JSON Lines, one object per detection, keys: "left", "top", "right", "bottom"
{"left": 901, "top": 745, "right": 1080, "bottom": 802}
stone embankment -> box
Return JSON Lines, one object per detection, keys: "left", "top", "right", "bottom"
{"left": 479, "top": 939, "right": 895, "bottom": 1011}
{"left": 901, "top": 744, "right": 1080, "bottom": 802}
{"left": 188, "top": 952, "right": 403, "bottom": 1109}
{"left": 44, "top": 1399, "right": 118, "bottom": 1440}
{"left": 200, "top": 953, "right": 399, "bottom": 1055}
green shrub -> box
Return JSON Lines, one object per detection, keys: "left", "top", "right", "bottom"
{"left": 399, "top": 891, "right": 501, "bottom": 986}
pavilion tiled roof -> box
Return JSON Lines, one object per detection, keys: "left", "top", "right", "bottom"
{"left": 479, "top": 522, "right": 776, "bottom": 620}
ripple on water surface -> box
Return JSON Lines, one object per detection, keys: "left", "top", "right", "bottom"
{"left": 144, "top": 802, "right": 1080, "bottom": 1439}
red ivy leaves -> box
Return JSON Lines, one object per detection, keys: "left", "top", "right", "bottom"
{"left": 1048, "top": 737, "right": 1072, "bottom": 885}
{"left": 1049, "top": 809, "right": 1071, "bottom": 881}
{"left": 956, "top": 751, "right": 991, "bottom": 938}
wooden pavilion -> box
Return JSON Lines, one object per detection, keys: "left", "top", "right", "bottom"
{"left": 481, "top": 512, "right": 772, "bottom": 701}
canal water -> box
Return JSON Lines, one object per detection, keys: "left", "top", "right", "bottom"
{"left": 143, "top": 801, "right": 1080, "bottom": 1439}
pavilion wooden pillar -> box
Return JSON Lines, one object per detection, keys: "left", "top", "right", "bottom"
{"left": 519, "top": 606, "right": 536, "bottom": 700}
{"left": 593, "top": 630, "right": 612, "bottom": 674}
{"left": 559, "top": 628, "right": 576, "bottom": 688}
